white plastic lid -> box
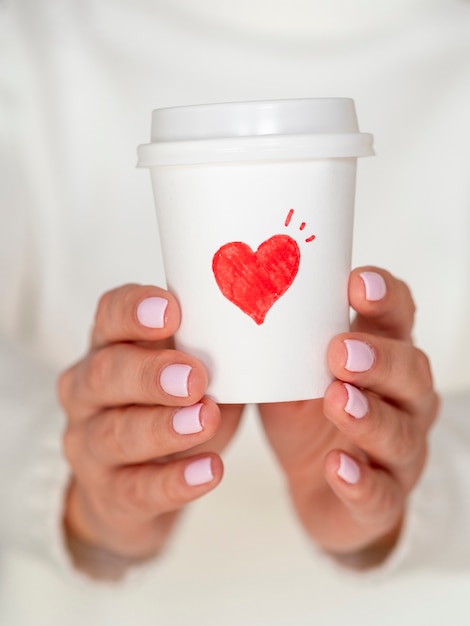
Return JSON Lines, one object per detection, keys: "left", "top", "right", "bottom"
{"left": 137, "top": 98, "right": 374, "bottom": 166}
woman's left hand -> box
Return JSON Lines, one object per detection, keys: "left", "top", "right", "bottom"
{"left": 258, "top": 267, "right": 440, "bottom": 568}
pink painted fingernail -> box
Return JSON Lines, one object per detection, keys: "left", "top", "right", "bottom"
{"left": 160, "top": 364, "right": 191, "bottom": 397}
{"left": 184, "top": 457, "right": 214, "bottom": 486}
{"left": 344, "top": 340, "right": 375, "bottom": 372}
{"left": 360, "top": 272, "right": 387, "bottom": 302}
{"left": 136, "top": 297, "right": 168, "bottom": 328}
{"left": 337, "top": 453, "right": 360, "bottom": 485}
{"left": 344, "top": 383, "right": 369, "bottom": 419}
{"left": 173, "top": 403, "right": 203, "bottom": 435}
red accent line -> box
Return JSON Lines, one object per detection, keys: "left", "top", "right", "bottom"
{"left": 299, "top": 222, "right": 306, "bottom": 231}
{"left": 285, "top": 208, "right": 294, "bottom": 227}
{"left": 305, "top": 234, "right": 316, "bottom": 243}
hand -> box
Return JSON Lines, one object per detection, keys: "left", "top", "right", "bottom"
{"left": 258, "top": 267, "right": 439, "bottom": 568}
{"left": 58, "top": 284, "right": 243, "bottom": 576}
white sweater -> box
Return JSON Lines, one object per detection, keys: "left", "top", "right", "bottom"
{"left": 1, "top": 0, "right": 470, "bottom": 623}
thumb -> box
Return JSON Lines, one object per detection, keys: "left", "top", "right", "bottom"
{"left": 349, "top": 268, "right": 415, "bottom": 342}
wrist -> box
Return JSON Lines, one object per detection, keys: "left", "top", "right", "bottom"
{"left": 64, "top": 531, "right": 151, "bottom": 581}
{"left": 63, "top": 480, "right": 178, "bottom": 579}
{"left": 328, "top": 520, "right": 403, "bottom": 571}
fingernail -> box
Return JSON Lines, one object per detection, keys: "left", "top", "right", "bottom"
{"left": 184, "top": 457, "right": 213, "bottom": 486}
{"left": 337, "top": 453, "right": 360, "bottom": 485}
{"left": 344, "top": 339, "right": 375, "bottom": 372}
{"left": 360, "top": 272, "right": 387, "bottom": 302}
{"left": 173, "top": 403, "right": 203, "bottom": 435}
{"left": 137, "top": 297, "right": 168, "bottom": 328}
{"left": 160, "top": 364, "right": 192, "bottom": 397}
{"left": 344, "top": 383, "right": 368, "bottom": 419}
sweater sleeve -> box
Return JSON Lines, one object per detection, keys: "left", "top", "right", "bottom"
{"left": 0, "top": 337, "right": 168, "bottom": 583}
{"left": 0, "top": 338, "right": 74, "bottom": 574}
{"left": 386, "top": 391, "right": 470, "bottom": 571}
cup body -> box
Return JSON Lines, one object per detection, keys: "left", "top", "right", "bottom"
{"left": 138, "top": 99, "right": 373, "bottom": 403}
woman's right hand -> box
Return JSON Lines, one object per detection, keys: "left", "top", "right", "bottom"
{"left": 58, "top": 284, "right": 243, "bottom": 573}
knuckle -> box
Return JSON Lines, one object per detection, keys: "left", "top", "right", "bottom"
{"left": 85, "top": 348, "right": 110, "bottom": 395}
{"left": 122, "top": 284, "right": 138, "bottom": 310}
{"left": 159, "top": 470, "right": 186, "bottom": 509}
{"left": 57, "top": 366, "right": 75, "bottom": 410}
{"left": 402, "top": 443, "right": 428, "bottom": 492}
{"left": 376, "top": 487, "right": 400, "bottom": 522}
{"left": 399, "top": 279, "right": 416, "bottom": 317}
{"left": 365, "top": 410, "right": 388, "bottom": 450}
{"left": 150, "top": 411, "right": 165, "bottom": 451}
{"left": 413, "top": 348, "right": 434, "bottom": 394}
{"left": 108, "top": 414, "right": 130, "bottom": 461}
{"left": 428, "top": 392, "right": 441, "bottom": 427}
{"left": 56, "top": 362, "right": 82, "bottom": 414}
{"left": 377, "top": 342, "right": 394, "bottom": 384}
{"left": 87, "top": 413, "right": 128, "bottom": 464}
{"left": 414, "top": 390, "right": 440, "bottom": 438}
{"left": 94, "top": 289, "right": 117, "bottom": 328}
{"left": 367, "top": 412, "right": 416, "bottom": 466}
{"left": 120, "top": 471, "right": 149, "bottom": 512}
{"left": 393, "top": 420, "right": 418, "bottom": 465}
{"left": 369, "top": 479, "right": 400, "bottom": 522}
{"left": 94, "top": 284, "right": 139, "bottom": 329}
{"left": 62, "top": 426, "right": 81, "bottom": 469}
{"left": 138, "top": 352, "right": 158, "bottom": 399}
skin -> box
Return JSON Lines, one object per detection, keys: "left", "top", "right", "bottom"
{"left": 58, "top": 284, "right": 244, "bottom": 570}
{"left": 58, "top": 266, "right": 439, "bottom": 575}
{"left": 259, "top": 266, "right": 439, "bottom": 565}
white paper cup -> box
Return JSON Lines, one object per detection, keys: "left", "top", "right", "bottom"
{"left": 137, "top": 98, "right": 373, "bottom": 403}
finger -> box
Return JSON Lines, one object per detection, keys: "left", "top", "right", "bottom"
{"left": 85, "top": 400, "right": 221, "bottom": 466}
{"left": 328, "top": 333, "right": 437, "bottom": 416}
{"left": 110, "top": 453, "right": 223, "bottom": 519}
{"left": 91, "top": 284, "right": 181, "bottom": 349}
{"left": 183, "top": 403, "right": 245, "bottom": 457}
{"left": 61, "top": 344, "right": 208, "bottom": 418}
{"left": 323, "top": 382, "right": 428, "bottom": 481}
{"left": 323, "top": 450, "right": 404, "bottom": 549}
{"left": 349, "top": 267, "right": 416, "bottom": 341}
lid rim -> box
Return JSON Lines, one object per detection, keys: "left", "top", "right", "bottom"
{"left": 137, "top": 132, "right": 374, "bottom": 167}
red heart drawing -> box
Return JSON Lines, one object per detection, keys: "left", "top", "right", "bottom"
{"left": 212, "top": 234, "right": 300, "bottom": 325}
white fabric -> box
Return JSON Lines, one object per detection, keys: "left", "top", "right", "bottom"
{"left": 1, "top": 0, "right": 470, "bottom": 622}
